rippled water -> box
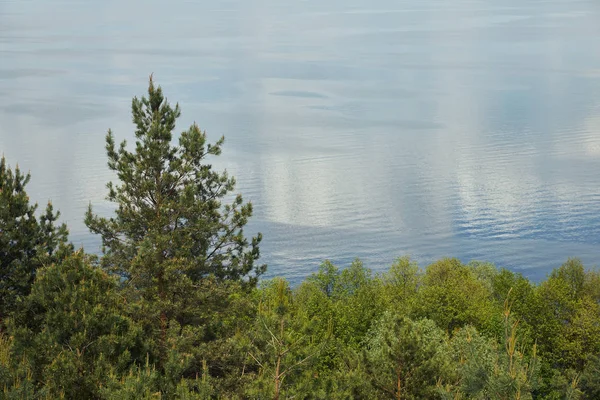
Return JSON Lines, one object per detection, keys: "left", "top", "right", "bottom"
{"left": 1, "top": 0, "right": 600, "bottom": 282}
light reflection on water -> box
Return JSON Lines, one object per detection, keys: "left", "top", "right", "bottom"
{"left": 1, "top": 0, "right": 599, "bottom": 282}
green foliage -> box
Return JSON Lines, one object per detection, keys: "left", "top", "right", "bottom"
{"left": 331, "top": 259, "right": 386, "bottom": 347}
{"left": 580, "top": 354, "right": 600, "bottom": 400}
{"left": 550, "top": 258, "right": 586, "bottom": 299}
{"left": 246, "top": 278, "right": 326, "bottom": 399}
{"left": 85, "top": 75, "right": 264, "bottom": 285}
{"left": 381, "top": 256, "right": 420, "bottom": 313}
{"left": 532, "top": 363, "right": 582, "bottom": 400}
{"left": 84, "top": 77, "right": 265, "bottom": 383}
{"left": 416, "top": 258, "right": 497, "bottom": 334}
{"left": 528, "top": 259, "right": 600, "bottom": 372}
{"left": 0, "top": 157, "right": 72, "bottom": 325}
{"left": 365, "top": 312, "right": 453, "bottom": 399}
{"left": 99, "top": 358, "right": 214, "bottom": 400}
{"left": 443, "top": 296, "right": 539, "bottom": 400}
{"left": 306, "top": 260, "right": 339, "bottom": 298}
{"left": 0, "top": 247, "right": 598, "bottom": 399}
{"left": 0, "top": 334, "right": 37, "bottom": 399}
{"left": 491, "top": 269, "right": 535, "bottom": 321}
{"left": 100, "top": 361, "right": 162, "bottom": 400}
{"left": 8, "top": 252, "right": 142, "bottom": 399}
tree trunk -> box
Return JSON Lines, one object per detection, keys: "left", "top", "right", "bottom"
{"left": 274, "top": 368, "right": 281, "bottom": 400}
{"left": 274, "top": 350, "right": 282, "bottom": 400}
{"left": 396, "top": 367, "right": 402, "bottom": 400}
{"left": 158, "top": 265, "right": 167, "bottom": 366}
{"left": 274, "top": 317, "right": 285, "bottom": 400}
{"left": 160, "top": 309, "right": 167, "bottom": 359}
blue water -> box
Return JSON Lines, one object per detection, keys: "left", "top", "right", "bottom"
{"left": 1, "top": 0, "right": 600, "bottom": 282}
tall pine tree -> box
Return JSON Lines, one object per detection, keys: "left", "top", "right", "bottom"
{"left": 85, "top": 76, "right": 265, "bottom": 368}
{"left": 0, "top": 156, "right": 71, "bottom": 327}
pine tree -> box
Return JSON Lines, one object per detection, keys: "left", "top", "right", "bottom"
{"left": 9, "top": 251, "right": 143, "bottom": 399}
{"left": 85, "top": 76, "right": 265, "bottom": 368}
{"left": 365, "top": 313, "right": 454, "bottom": 399}
{"left": 0, "top": 156, "right": 71, "bottom": 327}
{"left": 85, "top": 75, "right": 264, "bottom": 283}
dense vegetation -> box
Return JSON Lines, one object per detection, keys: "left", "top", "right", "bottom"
{"left": 1, "top": 78, "right": 599, "bottom": 399}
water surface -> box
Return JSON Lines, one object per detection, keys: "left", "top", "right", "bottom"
{"left": 1, "top": 0, "right": 600, "bottom": 282}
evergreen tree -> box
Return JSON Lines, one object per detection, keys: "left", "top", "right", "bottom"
{"left": 84, "top": 76, "right": 265, "bottom": 369}
{"left": 0, "top": 156, "right": 71, "bottom": 327}
{"left": 364, "top": 313, "right": 454, "bottom": 399}
{"left": 85, "top": 76, "right": 264, "bottom": 283}
{"left": 9, "top": 251, "right": 142, "bottom": 399}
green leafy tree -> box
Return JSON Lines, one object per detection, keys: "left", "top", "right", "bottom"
{"left": 0, "top": 157, "right": 71, "bottom": 326}
{"left": 561, "top": 296, "right": 600, "bottom": 371}
{"left": 331, "top": 259, "right": 385, "bottom": 347}
{"left": 529, "top": 260, "right": 600, "bottom": 373}
{"left": 85, "top": 76, "right": 265, "bottom": 368}
{"left": 300, "top": 259, "right": 385, "bottom": 349}
{"left": 306, "top": 260, "right": 339, "bottom": 298}
{"left": 550, "top": 259, "right": 586, "bottom": 298}
{"left": 582, "top": 269, "right": 600, "bottom": 302}
{"left": 247, "top": 278, "right": 325, "bottom": 400}
{"left": 491, "top": 269, "right": 535, "bottom": 320}
{"left": 415, "top": 258, "right": 497, "bottom": 334}
{"left": 381, "top": 256, "right": 420, "bottom": 315}
{"left": 580, "top": 354, "right": 600, "bottom": 400}
{"left": 443, "top": 296, "right": 539, "bottom": 400}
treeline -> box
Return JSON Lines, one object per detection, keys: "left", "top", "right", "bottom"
{"left": 1, "top": 79, "right": 599, "bottom": 399}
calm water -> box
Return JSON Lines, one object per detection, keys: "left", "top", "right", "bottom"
{"left": 1, "top": 0, "right": 600, "bottom": 282}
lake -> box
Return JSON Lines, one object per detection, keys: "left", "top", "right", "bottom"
{"left": 1, "top": 0, "right": 600, "bottom": 282}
